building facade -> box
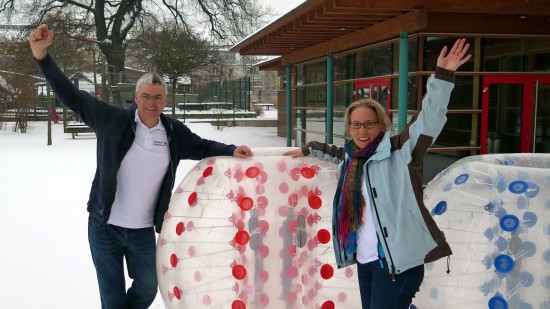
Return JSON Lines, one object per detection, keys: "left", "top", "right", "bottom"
{"left": 232, "top": 0, "right": 550, "bottom": 182}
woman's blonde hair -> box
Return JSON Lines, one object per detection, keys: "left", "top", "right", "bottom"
{"left": 344, "top": 99, "right": 392, "bottom": 134}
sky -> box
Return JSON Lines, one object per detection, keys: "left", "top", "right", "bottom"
{"left": 258, "top": 0, "right": 307, "bottom": 21}
{"left": 0, "top": 113, "right": 289, "bottom": 309}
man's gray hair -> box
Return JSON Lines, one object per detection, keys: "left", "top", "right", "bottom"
{"left": 135, "top": 73, "right": 167, "bottom": 96}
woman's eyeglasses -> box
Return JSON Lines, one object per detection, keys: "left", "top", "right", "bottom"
{"left": 349, "top": 121, "right": 379, "bottom": 129}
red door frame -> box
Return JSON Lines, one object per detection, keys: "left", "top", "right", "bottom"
{"left": 354, "top": 78, "right": 392, "bottom": 117}
{"left": 481, "top": 75, "right": 550, "bottom": 153}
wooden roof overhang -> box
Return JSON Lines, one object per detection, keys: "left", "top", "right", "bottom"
{"left": 232, "top": 0, "right": 550, "bottom": 68}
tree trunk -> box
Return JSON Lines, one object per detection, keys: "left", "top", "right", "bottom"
{"left": 172, "top": 78, "right": 177, "bottom": 118}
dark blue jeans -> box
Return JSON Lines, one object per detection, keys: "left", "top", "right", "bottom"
{"left": 357, "top": 258, "right": 424, "bottom": 309}
{"left": 88, "top": 215, "right": 158, "bottom": 309}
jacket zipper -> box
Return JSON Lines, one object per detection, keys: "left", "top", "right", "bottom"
{"left": 365, "top": 160, "right": 397, "bottom": 281}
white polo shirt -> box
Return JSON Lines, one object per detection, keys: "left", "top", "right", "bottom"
{"left": 107, "top": 114, "right": 170, "bottom": 228}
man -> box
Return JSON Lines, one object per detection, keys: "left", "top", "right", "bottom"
{"left": 29, "top": 24, "right": 252, "bottom": 309}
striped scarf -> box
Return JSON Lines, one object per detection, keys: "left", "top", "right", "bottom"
{"left": 337, "top": 132, "right": 384, "bottom": 253}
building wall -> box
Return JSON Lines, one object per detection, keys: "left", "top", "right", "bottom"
{"left": 277, "top": 34, "right": 550, "bottom": 183}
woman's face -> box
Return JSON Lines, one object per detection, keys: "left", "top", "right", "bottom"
{"left": 347, "top": 106, "right": 384, "bottom": 149}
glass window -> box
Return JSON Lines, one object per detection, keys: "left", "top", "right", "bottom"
{"left": 297, "top": 65, "right": 305, "bottom": 86}
{"left": 355, "top": 44, "right": 392, "bottom": 78}
{"left": 448, "top": 76, "right": 476, "bottom": 109}
{"left": 424, "top": 37, "right": 475, "bottom": 72}
{"left": 436, "top": 114, "right": 478, "bottom": 147}
{"left": 392, "top": 37, "right": 419, "bottom": 74}
{"left": 482, "top": 38, "right": 550, "bottom": 72}
{"left": 333, "top": 82, "right": 354, "bottom": 108}
{"left": 305, "top": 61, "right": 326, "bottom": 84}
{"left": 297, "top": 86, "right": 326, "bottom": 108}
{"left": 334, "top": 54, "right": 355, "bottom": 81}
{"left": 391, "top": 77, "right": 418, "bottom": 110}
{"left": 296, "top": 108, "right": 327, "bottom": 146}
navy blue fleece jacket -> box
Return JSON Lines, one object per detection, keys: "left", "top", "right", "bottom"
{"left": 36, "top": 54, "right": 237, "bottom": 233}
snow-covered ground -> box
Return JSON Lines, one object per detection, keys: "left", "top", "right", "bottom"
{"left": 0, "top": 111, "right": 287, "bottom": 308}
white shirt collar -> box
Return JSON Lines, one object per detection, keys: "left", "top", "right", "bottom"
{"left": 135, "top": 112, "right": 165, "bottom": 131}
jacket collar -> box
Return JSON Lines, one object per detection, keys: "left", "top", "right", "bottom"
{"left": 370, "top": 130, "right": 392, "bottom": 161}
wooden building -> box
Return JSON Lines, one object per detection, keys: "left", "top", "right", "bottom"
{"left": 231, "top": 0, "right": 550, "bottom": 182}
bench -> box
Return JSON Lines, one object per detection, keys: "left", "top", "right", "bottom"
{"left": 254, "top": 103, "right": 275, "bottom": 110}
{"left": 65, "top": 124, "right": 94, "bottom": 139}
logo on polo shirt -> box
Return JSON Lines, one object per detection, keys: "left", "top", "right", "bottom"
{"left": 154, "top": 140, "right": 167, "bottom": 147}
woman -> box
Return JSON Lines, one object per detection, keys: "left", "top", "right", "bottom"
{"left": 284, "top": 38, "right": 471, "bottom": 308}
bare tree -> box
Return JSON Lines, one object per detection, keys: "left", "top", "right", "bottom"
{"left": 129, "top": 20, "right": 217, "bottom": 117}
{"left": 0, "top": 0, "right": 272, "bottom": 77}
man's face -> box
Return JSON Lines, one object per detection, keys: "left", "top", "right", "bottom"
{"left": 135, "top": 83, "right": 167, "bottom": 128}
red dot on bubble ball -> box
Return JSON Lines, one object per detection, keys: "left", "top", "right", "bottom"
{"left": 286, "top": 266, "right": 299, "bottom": 278}
{"left": 317, "top": 229, "right": 331, "bottom": 244}
{"left": 257, "top": 196, "right": 269, "bottom": 209}
{"left": 173, "top": 286, "right": 181, "bottom": 300}
{"left": 232, "top": 264, "right": 247, "bottom": 280}
{"left": 245, "top": 166, "right": 260, "bottom": 178}
{"left": 238, "top": 197, "right": 254, "bottom": 211}
{"left": 188, "top": 192, "right": 197, "bottom": 206}
{"left": 258, "top": 245, "right": 270, "bottom": 259}
{"left": 258, "top": 220, "right": 270, "bottom": 235}
{"left": 258, "top": 293, "right": 269, "bottom": 307}
{"left": 176, "top": 222, "right": 185, "bottom": 236}
{"left": 320, "top": 264, "right": 334, "bottom": 279}
{"left": 258, "top": 270, "right": 269, "bottom": 283}
{"left": 321, "top": 300, "right": 335, "bottom": 309}
{"left": 202, "top": 166, "right": 213, "bottom": 177}
{"left": 286, "top": 291, "right": 298, "bottom": 305}
{"left": 232, "top": 300, "right": 246, "bottom": 309}
{"left": 290, "top": 168, "right": 301, "bottom": 181}
{"left": 308, "top": 195, "right": 322, "bottom": 209}
{"left": 288, "top": 194, "right": 299, "bottom": 207}
{"left": 300, "top": 167, "right": 315, "bottom": 179}
{"left": 235, "top": 230, "right": 250, "bottom": 246}
{"left": 170, "top": 253, "right": 178, "bottom": 268}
